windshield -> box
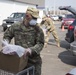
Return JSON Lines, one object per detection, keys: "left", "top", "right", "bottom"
{"left": 9, "top": 13, "right": 25, "bottom": 18}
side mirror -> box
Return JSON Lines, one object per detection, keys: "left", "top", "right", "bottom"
{"left": 7, "top": 17, "right": 9, "bottom": 18}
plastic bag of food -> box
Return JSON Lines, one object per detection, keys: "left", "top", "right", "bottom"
{"left": 1, "top": 40, "right": 26, "bottom": 57}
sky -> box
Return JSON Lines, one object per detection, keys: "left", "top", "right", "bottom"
{"left": 45, "top": 0, "right": 76, "bottom": 10}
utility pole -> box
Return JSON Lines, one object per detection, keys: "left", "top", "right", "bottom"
{"left": 53, "top": 0, "right": 56, "bottom": 15}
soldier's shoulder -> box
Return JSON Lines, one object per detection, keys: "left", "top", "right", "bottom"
{"left": 12, "top": 22, "right": 22, "bottom": 27}
{"left": 35, "top": 24, "right": 41, "bottom": 29}
{"left": 35, "top": 24, "right": 43, "bottom": 31}
{"left": 47, "top": 17, "right": 53, "bottom": 22}
{"left": 45, "top": 17, "right": 50, "bottom": 21}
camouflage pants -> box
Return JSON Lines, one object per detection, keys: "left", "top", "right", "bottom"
{"left": 45, "top": 30, "right": 59, "bottom": 45}
{"left": 26, "top": 55, "right": 42, "bottom": 75}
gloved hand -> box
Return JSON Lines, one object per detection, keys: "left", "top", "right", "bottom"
{"left": 1, "top": 39, "right": 9, "bottom": 47}
{"left": 23, "top": 48, "right": 31, "bottom": 59}
{"left": 46, "top": 30, "right": 48, "bottom": 34}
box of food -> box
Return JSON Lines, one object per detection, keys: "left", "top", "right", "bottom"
{"left": 0, "top": 52, "right": 28, "bottom": 73}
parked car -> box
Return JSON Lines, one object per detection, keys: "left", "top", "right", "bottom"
{"left": 58, "top": 15, "right": 62, "bottom": 21}
{"left": 66, "top": 68, "right": 76, "bottom": 75}
{"left": 51, "top": 15, "right": 59, "bottom": 21}
{"left": 65, "top": 20, "right": 76, "bottom": 43}
{"left": 61, "top": 14, "right": 75, "bottom": 29}
{"left": 58, "top": 14, "right": 66, "bottom": 21}
{"left": 59, "top": 6, "right": 76, "bottom": 56}
{"left": 59, "top": 6, "right": 76, "bottom": 43}
{"left": 2, "top": 12, "right": 25, "bottom": 31}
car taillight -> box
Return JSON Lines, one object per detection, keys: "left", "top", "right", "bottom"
{"left": 66, "top": 73, "right": 73, "bottom": 75}
{"left": 68, "top": 25, "right": 74, "bottom": 30}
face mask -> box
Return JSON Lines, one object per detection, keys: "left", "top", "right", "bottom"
{"left": 29, "top": 19, "right": 37, "bottom": 26}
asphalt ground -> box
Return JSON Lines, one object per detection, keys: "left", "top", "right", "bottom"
{"left": 41, "top": 21, "right": 76, "bottom": 75}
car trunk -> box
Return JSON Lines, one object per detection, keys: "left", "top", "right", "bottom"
{"left": 59, "top": 6, "right": 76, "bottom": 18}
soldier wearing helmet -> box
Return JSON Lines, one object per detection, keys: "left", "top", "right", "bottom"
{"left": 41, "top": 14, "right": 60, "bottom": 47}
{"left": 3, "top": 7, "right": 44, "bottom": 75}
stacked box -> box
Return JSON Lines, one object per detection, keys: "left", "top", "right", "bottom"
{"left": 0, "top": 52, "right": 28, "bottom": 73}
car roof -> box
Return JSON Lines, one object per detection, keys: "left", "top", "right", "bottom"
{"left": 12, "top": 12, "right": 25, "bottom": 14}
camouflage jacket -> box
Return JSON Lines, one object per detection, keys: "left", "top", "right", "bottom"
{"left": 3, "top": 22, "right": 44, "bottom": 57}
{"left": 41, "top": 17, "right": 55, "bottom": 32}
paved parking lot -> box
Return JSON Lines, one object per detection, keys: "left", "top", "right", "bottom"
{"left": 41, "top": 21, "right": 76, "bottom": 75}
{"left": 0, "top": 22, "right": 76, "bottom": 75}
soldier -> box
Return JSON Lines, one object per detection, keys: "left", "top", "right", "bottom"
{"left": 3, "top": 7, "right": 44, "bottom": 75}
{"left": 41, "top": 15, "right": 60, "bottom": 47}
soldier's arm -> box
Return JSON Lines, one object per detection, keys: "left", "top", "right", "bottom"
{"left": 30, "top": 26, "right": 44, "bottom": 55}
{"left": 47, "top": 18, "right": 55, "bottom": 32}
{"left": 3, "top": 25, "right": 14, "bottom": 43}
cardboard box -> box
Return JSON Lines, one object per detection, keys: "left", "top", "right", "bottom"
{"left": 0, "top": 52, "right": 28, "bottom": 73}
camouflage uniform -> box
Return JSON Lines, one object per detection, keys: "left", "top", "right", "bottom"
{"left": 3, "top": 7, "right": 44, "bottom": 75}
{"left": 41, "top": 17, "right": 60, "bottom": 47}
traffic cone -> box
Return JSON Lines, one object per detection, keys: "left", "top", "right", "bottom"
{"left": 62, "top": 25, "right": 65, "bottom": 31}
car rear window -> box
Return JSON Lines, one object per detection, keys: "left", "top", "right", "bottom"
{"left": 65, "top": 14, "right": 75, "bottom": 18}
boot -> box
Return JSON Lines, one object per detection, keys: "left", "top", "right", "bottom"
{"left": 44, "top": 43, "right": 47, "bottom": 48}
{"left": 57, "top": 42, "right": 60, "bottom": 47}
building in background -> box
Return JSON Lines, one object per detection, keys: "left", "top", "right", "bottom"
{"left": 0, "top": 0, "right": 45, "bottom": 25}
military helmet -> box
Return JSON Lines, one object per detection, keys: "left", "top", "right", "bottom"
{"left": 26, "top": 7, "right": 39, "bottom": 18}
